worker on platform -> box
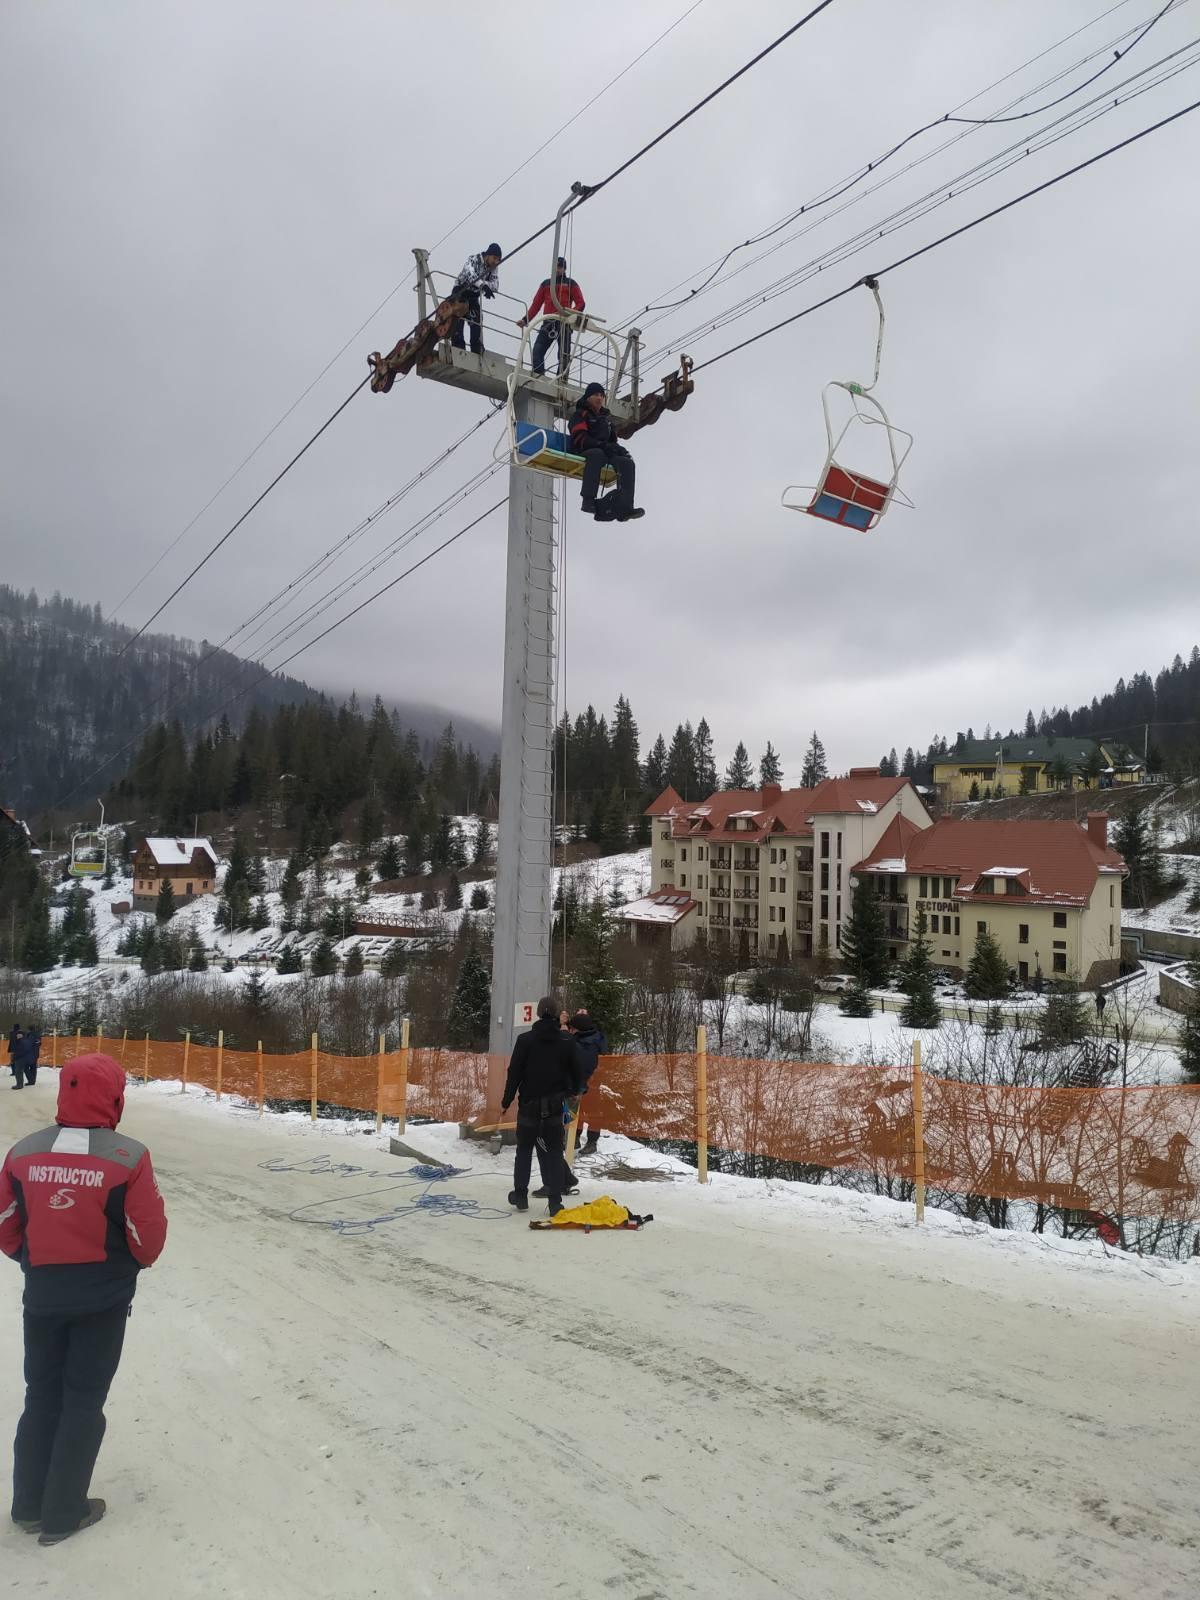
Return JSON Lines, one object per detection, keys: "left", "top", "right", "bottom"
{"left": 569, "top": 383, "right": 644, "bottom": 522}
{"left": 449, "top": 243, "right": 503, "bottom": 356}
{"left": 518, "top": 258, "right": 585, "bottom": 377}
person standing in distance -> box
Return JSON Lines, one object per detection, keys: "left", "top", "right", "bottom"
{"left": 449, "top": 243, "right": 503, "bottom": 356}
{"left": 502, "top": 996, "right": 584, "bottom": 1217}
{"left": 1, "top": 1053, "right": 167, "bottom": 1544}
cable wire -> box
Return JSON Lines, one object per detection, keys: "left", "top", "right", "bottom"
{"left": 690, "top": 93, "right": 1200, "bottom": 375}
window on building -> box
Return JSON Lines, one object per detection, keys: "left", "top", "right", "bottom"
{"left": 1019, "top": 924, "right": 1029, "bottom": 944}
{"left": 1053, "top": 939, "right": 1066, "bottom": 950}
{"left": 919, "top": 876, "right": 928, "bottom": 898}
{"left": 977, "top": 920, "right": 986, "bottom": 934}
{"left": 681, "top": 848, "right": 689, "bottom": 862}
{"left": 820, "top": 895, "right": 829, "bottom": 919}
{"left": 768, "top": 933, "right": 776, "bottom": 952}
{"left": 770, "top": 848, "right": 777, "bottom": 865}
{"left": 202, "top": 880, "right": 209, "bottom": 890}
{"left": 680, "top": 874, "right": 687, "bottom": 888}
{"left": 1109, "top": 884, "right": 1113, "bottom": 906}
{"left": 1053, "top": 952, "right": 1067, "bottom": 974}
{"left": 837, "top": 833, "right": 843, "bottom": 859}
{"left": 769, "top": 906, "right": 776, "bottom": 922}
{"left": 836, "top": 895, "right": 841, "bottom": 923}
{"left": 1109, "top": 924, "right": 1114, "bottom": 946}
{"left": 954, "top": 918, "right": 960, "bottom": 935}
{"left": 769, "top": 877, "right": 776, "bottom": 892}
{"left": 1053, "top": 911, "right": 1067, "bottom": 929}
{"left": 1018, "top": 960, "right": 1029, "bottom": 982}
{"left": 186, "top": 883, "right": 193, "bottom": 897}
{"left": 820, "top": 831, "right": 829, "bottom": 859}
{"left": 942, "top": 950, "right": 951, "bottom": 958}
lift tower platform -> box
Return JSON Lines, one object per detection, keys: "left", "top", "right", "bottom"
{"left": 408, "top": 234, "right": 644, "bottom": 1062}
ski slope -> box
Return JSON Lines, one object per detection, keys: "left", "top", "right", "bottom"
{"left": 3, "top": 1080, "right": 1199, "bottom": 1599}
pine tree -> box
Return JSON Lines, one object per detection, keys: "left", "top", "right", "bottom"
{"left": 247, "top": 854, "right": 267, "bottom": 895}
{"left": 724, "top": 741, "right": 753, "bottom": 789}
{"left": 572, "top": 899, "right": 626, "bottom": 1045}
{"left": 472, "top": 816, "right": 490, "bottom": 867}
{"left": 968, "top": 780, "right": 980, "bottom": 802}
{"left": 251, "top": 897, "right": 270, "bottom": 931}
{"left": 310, "top": 937, "right": 338, "bottom": 977}
{"left": 693, "top": 717, "right": 717, "bottom": 795}
{"left": 965, "top": 927, "right": 1009, "bottom": 1000}
{"left": 838, "top": 979, "right": 875, "bottom": 1018}
{"left": 901, "top": 747, "right": 917, "bottom": 778}
{"left": 899, "top": 914, "right": 941, "bottom": 1028}
{"left": 1113, "top": 805, "right": 1165, "bottom": 909}
{"left": 666, "top": 723, "right": 699, "bottom": 799}
{"left": 600, "top": 785, "right": 629, "bottom": 852}
{"left": 1024, "top": 709, "right": 1037, "bottom": 737}
{"left": 354, "top": 865, "right": 372, "bottom": 899}
{"left": 840, "top": 879, "right": 889, "bottom": 989}
{"left": 343, "top": 944, "right": 365, "bottom": 977}
{"left": 643, "top": 733, "right": 668, "bottom": 796}
{"left": 155, "top": 878, "right": 176, "bottom": 924}
{"left": 469, "top": 883, "right": 489, "bottom": 911}
{"left": 405, "top": 824, "right": 427, "bottom": 877}
{"left": 280, "top": 862, "right": 304, "bottom": 908}
{"left": 79, "top": 929, "right": 100, "bottom": 967}
{"left": 242, "top": 967, "right": 271, "bottom": 1017}
{"left": 358, "top": 791, "right": 383, "bottom": 857}
{"left": 379, "top": 942, "right": 405, "bottom": 979}
{"left": 759, "top": 742, "right": 783, "bottom": 786}
{"left": 188, "top": 936, "right": 208, "bottom": 972}
{"left": 444, "top": 872, "right": 463, "bottom": 910}
{"left": 447, "top": 942, "right": 491, "bottom": 1049}
{"left": 800, "top": 731, "right": 828, "bottom": 788}
{"left": 275, "top": 943, "right": 303, "bottom": 975}
{"left": 1040, "top": 980, "right": 1090, "bottom": 1046}
{"left": 141, "top": 929, "right": 162, "bottom": 975}
{"left": 376, "top": 837, "right": 402, "bottom": 880}
{"left": 612, "top": 695, "right": 643, "bottom": 795}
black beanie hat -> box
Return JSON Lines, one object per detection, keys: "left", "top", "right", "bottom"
{"left": 583, "top": 382, "right": 606, "bottom": 400}
{"left": 485, "top": 243, "right": 503, "bottom": 259}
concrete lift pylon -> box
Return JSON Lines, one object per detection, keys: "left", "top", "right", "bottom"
{"left": 375, "top": 190, "right": 694, "bottom": 1081}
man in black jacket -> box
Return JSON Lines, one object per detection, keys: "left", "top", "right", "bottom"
{"left": 501, "top": 996, "right": 584, "bottom": 1217}
{"left": 569, "top": 383, "right": 644, "bottom": 523}
{"left": 568, "top": 1011, "right": 607, "bottom": 1156}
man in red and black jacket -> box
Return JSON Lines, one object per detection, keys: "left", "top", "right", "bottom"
{"left": 569, "top": 382, "right": 644, "bottom": 523}
{"left": 519, "top": 257, "right": 586, "bottom": 378}
{"left": 1, "top": 1053, "right": 167, "bottom": 1545}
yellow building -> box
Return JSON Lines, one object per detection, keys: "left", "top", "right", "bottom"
{"left": 854, "top": 812, "right": 1126, "bottom": 987}
{"left": 931, "top": 737, "right": 1139, "bottom": 803}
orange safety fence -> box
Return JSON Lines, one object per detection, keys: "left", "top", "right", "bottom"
{"left": 43, "top": 1034, "right": 1200, "bottom": 1222}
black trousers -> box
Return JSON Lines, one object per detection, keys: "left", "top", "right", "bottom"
{"left": 531, "top": 321, "right": 572, "bottom": 376}
{"left": 12, "top": 1303, "right": 129, "bottom": 1535}
{"left": 449, "top": 289, "right": 484, "bottom": 354}
{"left": 512, "top": 1108, "right": 565, "bottom": 1203}
{"left": 582, "top": 444, "right": 635, "bottom": 513}
{"left": 11, "top": 1059, "right": 34, "bottom": 1088}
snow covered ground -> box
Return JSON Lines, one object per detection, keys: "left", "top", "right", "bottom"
{"left": 3, "top": 1074, "right": 1199, "bottom": 1598}
{"left": 1123, "top": 852, "right": 1200, "bottom": 936}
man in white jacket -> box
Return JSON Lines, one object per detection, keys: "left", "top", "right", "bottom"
{"left": 450, "top": 243, "right": 502, "bottom": 355}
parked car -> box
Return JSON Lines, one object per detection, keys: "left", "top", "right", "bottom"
{"left": 814, "top": 973, "right": 854, "bottom": 994}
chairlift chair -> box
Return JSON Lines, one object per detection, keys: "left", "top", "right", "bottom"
{"left": 70, "top": 800, "right": 108, "bottom": 879}
{"left": 782, "top": 278, "right": 913, "bottom": 532}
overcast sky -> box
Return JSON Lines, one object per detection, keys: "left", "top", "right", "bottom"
{"left": 3, "top": 0, "right": 1199, "bottom": 782}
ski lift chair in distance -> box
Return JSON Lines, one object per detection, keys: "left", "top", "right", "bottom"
{"left": 782, "top": 277, "right": 913, "bottom": 532}
{"left": 70, "top": 799, "right": 108, "bottom": 879}
{"left": 498, "top": 185, "right": 640, "bottom": 489}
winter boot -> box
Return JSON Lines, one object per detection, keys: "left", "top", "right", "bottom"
{"left": 579, "top": 1137, "right": 599, "bottom": 1156}
{"left": 39, "top": 1499, "right": 106, "bottom": 1547}
{"left": 547, "top": 1197, "right": 564, "bottom": 1218}
{"left": 507, "top": 1189, "right": 529, "bottom": 1212}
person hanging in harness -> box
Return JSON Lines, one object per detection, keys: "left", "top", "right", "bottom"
{"left": 501, "top": 996, "right": 585, "bottom": 1217}
{"left": 569, "top": 383, "right": 644, "bottom": 523}
{"left": 518, "top": 258, "right": 585, "bottom": 378}
{"left": 449, "top": 243, "right": 503, "bottom": 356}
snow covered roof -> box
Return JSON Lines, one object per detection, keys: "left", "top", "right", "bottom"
{"left": 984, "top": 866, "right": 1027, "bottom": 876}
{"left": 856, "top": 800, "right": 878, "bottom": 814}
{"left": 142, "top": 836, "right": 218, "bottom": 867}
{"left": 613, "top": 889, "right": 697, "bottom": 926}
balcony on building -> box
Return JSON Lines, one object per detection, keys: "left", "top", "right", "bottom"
{"left": 711, "top": 884, "right": 730, "bottom": 900}
{"left": 733, "top": 887, "right": 758, "bottom": 900}
{"left": 796, "top": 889, "right": 814, "bottom": 904}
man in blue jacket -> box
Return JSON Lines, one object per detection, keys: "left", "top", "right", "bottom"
{"left": 568, "top": 1011, "right": 607, "bottom": 1157}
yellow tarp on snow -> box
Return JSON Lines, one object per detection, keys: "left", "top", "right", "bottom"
{"left": 543, "top": 1195, "right": 642, "bottom": 1229}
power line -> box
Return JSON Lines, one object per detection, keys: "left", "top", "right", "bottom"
{"left": 115, "top": 374, "right": 370, "bottom": 659}
{"left": 691, "top": 94, "right": 1200, "bottom": 375}
{"left": 500, "top": 0, "right": 841, "bottom": 265}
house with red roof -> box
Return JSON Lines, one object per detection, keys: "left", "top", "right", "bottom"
{"left": 853, "top": 812, "right": 1126, "bottom": 986}
{"left": 637, "top": 770, "right": 932, "bottom": 958}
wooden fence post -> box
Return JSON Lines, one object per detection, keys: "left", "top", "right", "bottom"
{"left": 310, "top": 1033, "right": 318, "bottom": 1123}
{"left": 143, "top": 1032, "right": 150, "bottom": 1084}
{"left": 216, "top": 1029, "right": 224, "bottom": 1101}
{"left": 182, "top": 1032, "right": 191, "bottom": 1095}
{"left": 912, "top": 1038, "right": 926, "bottom": 1225}
{"left": 97, "top": 1024, "right": 104, "bottom": 1051}
{"left": 51, "top": 1029, "right": 58, "bottom": 1068}
{"left": 257, "top": 1040, "right": 264, "bottom": 1117}
{"left": 696, "top": 1024, "right": 709, "bottom": 1186}
{"left": 75, "top": 1026, "right": 81, "bottom": 1058}
{"left": 397, "top": 1018, "right": 410, "bottom": 1134}
{"left": 120, "top": 1029, "right": 128, "bottom": 1061}
{"left": 375, "top": 1031, "right": 386, "bottom": 1134}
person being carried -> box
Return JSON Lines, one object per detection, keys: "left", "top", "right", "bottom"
{"left": 518, "top": 257, "right": 585, "bottom": 378}
{"left": 569, "top": 383, "right": 644, "bottom": 523}
{"left": 449, "top": 243, "right": 503, "bottom": 356}
{"left": 1, "top": 1053, "right": 167, "bottom": 1545}
{"left": 501, "top": 996, "right": 584, "bottom": 1218}
{"left": 568, "top": 1011, "right": 608, "bottom": 1157}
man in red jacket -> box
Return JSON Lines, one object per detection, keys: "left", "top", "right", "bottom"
{"left": 519, "top": 257, "right": 586, "bottom": 378}
{"left": 1, "top": 1053, "right": 167, "bottom": 1545}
